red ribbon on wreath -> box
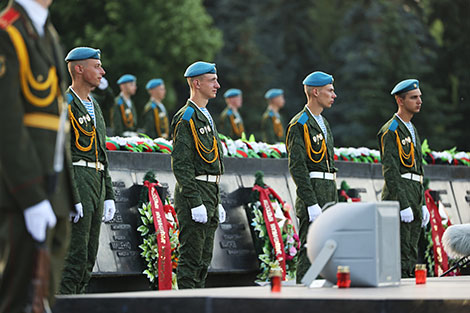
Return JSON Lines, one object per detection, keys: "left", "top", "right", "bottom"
{"left": 144, "top": 180, "right": 172, "bottom": 290}
{"left": 253, "top": 185, "right": 287, "bottom": 280}
{"left": 425, "top": 189, "right": 451, "bottom": 276}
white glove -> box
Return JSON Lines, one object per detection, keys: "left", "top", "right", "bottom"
{"left": 400, "top": 207, "right": 414, "bottom": 223}
{"left": 421, "top": 205, "right": 430, "bottom": 227}
{"left": 218, "top": 204, "right": 226, "bottom": 223}
{"left": 70, "top": 203, "right": 83, "bottom": 223}
{"left": 23, "top": 199, "right": 57, "bottom": 242}
{"left": 191, "top": 204, "right": 208, "bottom": 224}
{"left": 102, "top": 199, "right": 116, "bottom": 222}
{"left": 307, "top": 204, "right": 322, "bottom": 222}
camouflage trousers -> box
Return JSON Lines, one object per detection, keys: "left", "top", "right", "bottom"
{"left": 59, "top": 167, "right": 105, "bottom": 294}
{"left": 295, "top": 178, "right": 337, "bottom": 283}
{"left": 174, "top": 181, "right": 219, "bottom": 289}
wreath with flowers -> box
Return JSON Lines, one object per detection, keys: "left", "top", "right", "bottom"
{"left": 248, "top": 171, "right": 300, "bottom": 282}
{"left": 137, "top": 171, "right": 179, "bottom": 290}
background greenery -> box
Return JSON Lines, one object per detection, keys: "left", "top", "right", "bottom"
{"left": 2, "top": 0, "right": 468, "bottom": 150}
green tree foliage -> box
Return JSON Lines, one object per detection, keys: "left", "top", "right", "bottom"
{"left": 330, "top": 0, "right": 448, "bottom": 149}
{"left": 422, "top": 0, "right": 470, "bottom": 150}
{"left": 50, "top": 0, "right": 222, "bottom": 115}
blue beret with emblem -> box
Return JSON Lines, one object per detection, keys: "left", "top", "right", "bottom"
{"left": 390, "top": 79, "right": 419, "bottom": 95}
{"left": 224, "top": 88, "right": 242, "bottom": 98}
{"left": 65, "top": 47, "right": 101, "bottom": 62}
{"left": 146, "top": 78, "right": 164, "bottom": 90}
{"left": 302, "top": 71, "right": 334, "bottom": 86}
{"left": 117, "top": 74, "right": 136, "bottom": 85}
{"left": 184, "top": 61, "right": 216, "bottom": 77}
{"left": 264, "top": 88, "right": 283, "bottom": 99}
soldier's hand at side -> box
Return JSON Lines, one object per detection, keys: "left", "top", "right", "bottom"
{"left": 307, "top": 204, "right": 322, "bottom": 222}
{"left": 400, "top": 207, "right": 414, "bottom": 223}
{"left": 102, "top": 200, "right": 116, "bottom": 222}
{"left": 421, "top": 205, "right": 430, "bottom": 227}
{"left": 191, "top": 204, "right": 208, "bottom": 224}
{"left": 218, "top": 204, "right": 226, "bottom": 223}
{"left": 23, "top": 199, "right": 57, "bottom": 242}
{"left": 70, "top": 203, "right": 84, "bottom": 223}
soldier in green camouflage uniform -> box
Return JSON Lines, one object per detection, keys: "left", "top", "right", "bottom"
{"left": 171, "top": 61, "right": 225, "bottom": 289}
{"left": 141, "top": 78, "right": 169, "bottom": 139}
{"left": 218, "top": 88, "right": 245, "bottom": 139}
{"left": 286, "top": 72, "right": 338, "bottom": 283}
{"left": 261, "top": 89, "right": 285, "bottom": 144}
{"left": 0, "top": 1, "right": 75, "bottom": 311}
{"left": 58, "top": 47, "right": 116, "bottom": 294}
{"left": 112, "top": 74, "right": 137, "bottom": 136}
{"left": 377, "top": 79, "right": 429, "bottom": 278}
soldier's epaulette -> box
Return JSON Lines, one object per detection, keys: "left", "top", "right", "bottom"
{"left": 182, "top": 106, "right": 195, "bottom": 121}
{"left": 268, "top": 111, "right": 274, "bottom": 118}
{"left": 388, "top": 119, "right": 398, "bottom": 132}
{"left": 227, "top": 108, "right": 233, "bottom": 116}
{"left": 0, "top": 7, "right": 20, "bottom": 30}
{"left": 117, "top": 97, "right": 123, "bottom": 106}
{"left": 297, "top": 112, "right": 309, "bottom": 125}
{"left": 66, "top": 92, "right": 73, "bottom": 104}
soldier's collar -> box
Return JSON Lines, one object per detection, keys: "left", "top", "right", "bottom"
{"left": 16, "top": 0, "right": 48, "bottom": 37}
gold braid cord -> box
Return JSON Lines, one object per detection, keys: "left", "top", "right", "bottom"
{"left": 152, "top": 107, "right": 162, "bottom": 137}
{"left": 229, "top": 114, "right": 244, "bottom": 137}
{"left": 120, "top": 102, "right": 134, "bottom": 128}
{"left": 174, "top": 119, "right": 219, "bottom": 164}
{"left": 285, "top": 122, "right": 326, "bottom": 163}
{"left": 68, "top": 105, "right": 99, "bottom": 170}
{"left": 6, "top": 25, "right": 59, "bottom": 107}
{"left": 272, "top": 116, "right": 284, "bottom": 138}
{"left": 395, "top": 130, "right": 415, "bottom": 168}
{"left": 380, "top": 130, "right": 415, "bottom": 168}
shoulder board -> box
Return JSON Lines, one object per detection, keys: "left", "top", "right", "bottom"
{"left": 388, "top": 119, "right": 398, "bottom": 132}
{"left": 298, "top": 112, "right": 309, "bottom": 125}
{"left": 182, "top": 106, "right": 195, "bottom": 121}
{"left": 0, "top": 7, "right": 20, "bottom": 30}
{"left": 227, "top": 108, "right": 233, "bottom": 116}
{"left": 66, "top": 92, "right": 74, "bottom": 104}
{"left": 117, "top": 97, "right": 123, "bottom": 106}
{"left": 268, "top": 111, "right": 274, "bottom": 118}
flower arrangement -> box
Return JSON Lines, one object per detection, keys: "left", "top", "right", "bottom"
{"left": 248, "top": 171, "right": 300, "bottom": 282}
{"left": 106, "top": 135, "right": 470, "bottom": 166}
{"left": 137, "top": 172, "right": 179, "bottom": 290}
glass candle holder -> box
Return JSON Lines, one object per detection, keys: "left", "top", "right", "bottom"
{"left": 415, "top": 264, "right": 427, "bottom": 284}
{"left": 269, "top": 269, "right": 282, "bottom": 292}
{"left": 337, "top": 265, "right": 351, "bottom": 288}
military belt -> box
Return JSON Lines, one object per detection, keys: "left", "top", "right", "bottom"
{"left": 309, "top": 171, "right": 336, "bottom": 181}
{"left": 23, "top": 112, "right": 60, "bottom": 131}
{"left": 401, "top": 173, "right": 423, "bottom": 184}
{"left": 73, "top": 160, "right": 104, "bottom": 171}
{"left": 195, "top": 174, "right": 220, "bottom": 184}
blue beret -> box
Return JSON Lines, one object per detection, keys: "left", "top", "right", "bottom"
{"left": 117, "top": 74, "right": 136, "bottom": 85}
{"left": 302, "top": 71, "right": 334, "bottom": 86}
{"left": 146, "top": 78, "right": 164, "bottom": 90}
{"left": 391, "top": 79, "right": 419, "bottom": 95}
{"left": 224, "top": 88, "right": 242, "bottom": 98}
{"left": 184, "top": 61, "right": 216, "bottom": 77}
{"left": 65, "top": 47, "right": 101, "bottom": 62}
{"left": 264, "top": 88, "right": 284, "bottom": 99}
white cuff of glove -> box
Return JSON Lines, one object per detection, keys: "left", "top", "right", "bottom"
{"left": 400, "top": 207, "right": 414, "bottom": 223}
{"left": 191, "top": 204, "right": 208, "bottom": 224}
{"left": 103, "top": 199, "right": 116, "bottom": 222}
{"left": 218, "top": 204, "right": 226, "bottom": 223}
{"left": 70, "top": 203, "right": 84, "bottom": 223}
{"left": 307, "top": 204, "right": 322, "bottom": 222}
{"left": 23, "top": 199, "right": 57, "bottom": 242}
{"left": 421, "top": 205, "right": 430, "bottom": 227}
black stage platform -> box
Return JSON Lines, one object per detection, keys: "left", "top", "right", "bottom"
{"left": 54, "top": 276, "right": 470, "bottom": 313}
